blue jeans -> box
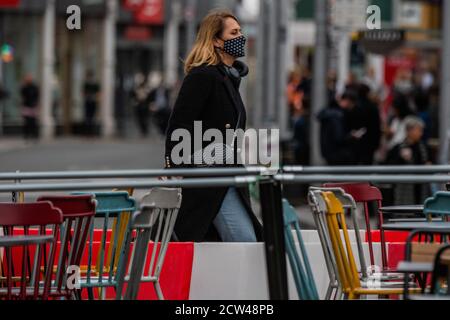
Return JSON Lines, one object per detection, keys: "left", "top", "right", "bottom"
{"left": 213, "top": 187, "right": 257, "bottom": 242}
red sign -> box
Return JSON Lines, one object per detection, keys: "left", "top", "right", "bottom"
{"left": 124, "top": 26, "right": 152, "bottom": 41}
{"left": 123, "top": 0, "right": 143, "bottom": 11}
{"left": 123, "top": 0, "right": 164, "bottom": 25}
{"left": 134, "top": 0, "right": 164, "bottom": 25}
{"left": 0, "top": 0, "right": 20, "bottom": 8}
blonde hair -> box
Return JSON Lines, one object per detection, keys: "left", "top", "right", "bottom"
{"left": 184, "top": 10, "right": 239, "bottom": 74}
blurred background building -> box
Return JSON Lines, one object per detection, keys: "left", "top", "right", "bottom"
{"left": 0, "top": 0, "right": 447, "bottom": 166}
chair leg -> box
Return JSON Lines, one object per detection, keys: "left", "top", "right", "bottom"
{"left": 378, "top": 208, "right": 388, "bottom": 270}
{"left": 87, "top": 287, "right": 94, "bottom": 300}
{"left": 154, "top": 281, "right": 165, "bottom": 300}
{"left": 325, "top": 283, "right": 333, "bottom": 300}
{"left": 364, "top": 202, "right": 375, "bottom": 266}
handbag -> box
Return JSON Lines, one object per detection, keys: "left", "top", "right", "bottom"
{"left": 191, "top": 112, "right": 241, "bottom": 167}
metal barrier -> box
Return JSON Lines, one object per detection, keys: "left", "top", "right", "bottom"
{"left": 284, "top": 165, "right": 450, "bottom": 174}
{"left": 0, "top": 167, "right": 275, "bottom": 181}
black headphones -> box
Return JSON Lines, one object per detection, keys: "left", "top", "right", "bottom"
{"left": 223, "top": 60, "right": 249, "bottom": 88}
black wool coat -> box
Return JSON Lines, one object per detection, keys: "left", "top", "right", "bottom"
{"left": 164, "top": 63, "right": 263, "bottom": 242}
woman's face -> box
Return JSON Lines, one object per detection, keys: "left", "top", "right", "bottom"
{"left": 214, "top": 18, "right": 242, "bottom": 47}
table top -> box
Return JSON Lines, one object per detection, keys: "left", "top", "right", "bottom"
{"left": 382, "top": 221, "right": 450, "bottom": 231}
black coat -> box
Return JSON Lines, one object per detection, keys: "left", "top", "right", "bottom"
{"left": 164, "top": 63, "right": 263, "bottom": 242}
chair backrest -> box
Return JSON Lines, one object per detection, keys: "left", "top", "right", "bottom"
{"left": 322, "top": 191, "right": 362, "bottom": 293}
{"left": 323, "top": 183, "right": 382, "bottom": 203}
{"left": 71, "top": 191, "right": 136, "bottom": 293}
{"left": 310, "top": 187, "right": 368, "bottom": 278}
{"left": 37, "top": 195, "right": 96, "bottom": 297}
{"left": 0, "top": 202, "right": 63, "bottom": 300}
{"left": 431, "top": 245, "right": 450, "bottom": 295}
{"left": 282, "top": 199, "right": 319, "bottom": 300}
{"left": 424, "top": 192, "right": 450, "bottom": 218}
{"left": 117, "top": 188, "right": 182, "bottom": 300}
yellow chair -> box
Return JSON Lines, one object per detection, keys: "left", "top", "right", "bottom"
{"left": 321, "top": 191, "right": 421, "bottom": 300}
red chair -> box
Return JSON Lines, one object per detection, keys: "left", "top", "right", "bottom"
{"left": 0, "top": 202, "right": 63, "bottom": 300}
{"left": 323, "top": 182, "right": 388, "bottom": 269}
{"left": 37, "top": 195, "right": 96, "bottom": 299}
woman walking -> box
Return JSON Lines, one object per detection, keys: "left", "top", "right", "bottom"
{"left": 164, "top": 10, "right": 263, "bottom": 243}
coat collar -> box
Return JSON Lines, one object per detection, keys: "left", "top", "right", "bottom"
{"left": 216, "top": 64, "right": 242, "bottom": 117}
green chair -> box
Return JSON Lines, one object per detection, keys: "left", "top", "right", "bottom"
{"left": 424, "top": 192, "right": 450, "bottom": 221}
{"left": 282, "top": 199, "right": 319, "bottom": 300}
{"left": 72, "top": 191, "right": 136, "bottom": 300}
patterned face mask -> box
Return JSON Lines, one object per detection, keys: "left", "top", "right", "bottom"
{"left": 221, "top": 35, "right": 247, "bottom": 58}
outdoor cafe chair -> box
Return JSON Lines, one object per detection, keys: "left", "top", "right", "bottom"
{"left": 323, "top": 183, "right": 388, "bottom": 270}
{"left": 320, "top": 192, "right": 421, "bottom": 300}
{"left": 282, "top": 199, "right": 319, "bottom": 300}
{"left": 397, "top": 229, "right": 450, "bottom": 299}
{"left": 71, "top": 191, "right": 137, "bottom": 300}
{"left": 37, "top": 195, "right": 96, "bottom": 299}
{"left": 310, "top": 187, "right": 408, "bottom": 281}
{"left": 116, "top": 187, "right": 182, "bottom": 300}
{"left": 0, "top": 202, "right": 63, "bottom": 300}
{"left": 307, "top": 189, "right": 342, "bottom": 300}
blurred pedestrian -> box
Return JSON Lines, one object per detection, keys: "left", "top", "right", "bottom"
{"left": 385, "top": 93, "right": 414, "bottom": 151}
{"left": 131, "top": 73, "right": 150, "bottom": 137}
{"left": 345, "top": 84, "right": 381, "bottom": 165}
{"left": 20, "top": 74, "right": 40, "bottom": 140}
{"left": 292, "top": 95, "right": 310, "bottom": 165}
{"left": 386, "top": 116, "right": 431, "bottom": 204}
{"left": 83, "top": 70, "right": 100, "bottom": 136}
{"left": 318, "top": 90, "right": 358, "bottom": 165}
{"left": 148, "top": 79, "right": 171, "bottom": 136}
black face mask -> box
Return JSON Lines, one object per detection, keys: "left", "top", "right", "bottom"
{"left": 220, "top": 35, "right": 247, "bottom": 58}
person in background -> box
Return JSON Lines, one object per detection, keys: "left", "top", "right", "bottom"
{"left": 386, "top": 116, "right": 431, "bottom": 204}
{"left": 385, "top": 93, "right": 414, "bottom": 151}
{"left": 287, "top": 70, "right": 302, "bottom": 128}
{"left": 345, "top": 84, "right": 381, "bottom": 165}
{"left": 148, "top": 79, "right": 171, "bottom": 136}
{"left": 318, "top": 90, "right": 359, "bottom": 165}
{"left": 413, "top": 89, "right": 432, "bottom": 143}
{"left": 83, "top": 70, "right": 101, "bottom": 136}
{"left": 131, "top": 73, "right": 151, "bottom": 137}
{"left": 292, "top": 95, "right": 310, "bottom": 166}
{"left": 20, "top": 74, "right": 40, "bottom": 140}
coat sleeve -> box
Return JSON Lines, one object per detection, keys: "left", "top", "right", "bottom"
{"left": 164, "top": 70, "right": 215, "bottom": 168}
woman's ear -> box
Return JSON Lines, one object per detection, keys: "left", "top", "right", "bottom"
{"left": 213, "top": 37, "right": 223, "bottom": 49}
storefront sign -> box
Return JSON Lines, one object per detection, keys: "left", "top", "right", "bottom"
{"left": 359, "top": 29, "right": 405, "bottom": 55}
{"left": 0, "top": 0, "right": 20, "bottom": 8}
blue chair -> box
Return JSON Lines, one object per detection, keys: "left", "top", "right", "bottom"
{"left": 71, "top": 191, "right": 137, "bottom": 300}
{"left": 424, "top": 192, "right": 450, "bottom": 221}
{"left": 282, "top": 199, "right": 319, "bottom": 300}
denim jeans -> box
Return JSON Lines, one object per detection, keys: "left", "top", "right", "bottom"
{"left": 213, "top": 187, "right": 257, "bottom": 242}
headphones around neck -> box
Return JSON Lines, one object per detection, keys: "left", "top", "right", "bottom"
{"left": 223, "top": 61, "right": 249, "bottom": 87}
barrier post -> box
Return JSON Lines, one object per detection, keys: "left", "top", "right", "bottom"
{"left": 259, "top": 178, "right": 289, "bottom": 300}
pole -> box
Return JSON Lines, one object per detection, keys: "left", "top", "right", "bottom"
{"left": 439, "top": 0, "right": 450, "bottom": 165}
{"left": 259, "top": 179, "right": 289, "bottom": 300}
{"left": 185, "top": 0, "right": 197, "bottom": 56}
{"left": 41, "top": 0, "right": 56, "bottom": 140}
{"left": 277, "top": 0, "right": 289, "bottom": 140}
{"left": 164, "top": 0, "right": 181, "bottom": 88}
{"left": 100, "top": 0, "right": 117, "bottom": 138}
{"left": 311, "top": 0, "right": 328, "bottom": 165}
{"left": 254, "top": 0, "right": 268, "bottom": 130}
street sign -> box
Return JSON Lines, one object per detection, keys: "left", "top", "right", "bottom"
{"left": 359, "top": 29, "right": 405, "bottom": 55}
{"left": 0, "top": 0, "right": 19, "bottom": 8}
{"left": 123, "top": 0, "right": 164, "bottom": 25}
{"left": 330, "top": 0, "right": 369, "bottom": 31}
